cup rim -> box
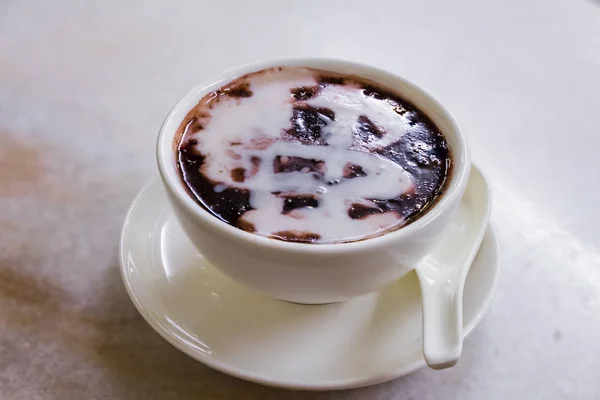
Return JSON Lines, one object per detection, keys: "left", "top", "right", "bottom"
{"left": 157, "top": 57, "right": 470, "bottom": 255}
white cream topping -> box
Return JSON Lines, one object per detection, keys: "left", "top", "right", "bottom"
{"left": 187, "top": 67, "right": 414, "bottom": 242}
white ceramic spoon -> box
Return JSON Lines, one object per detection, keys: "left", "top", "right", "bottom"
{"left": 416, "top": 165, "right": 492, "bottom": 369}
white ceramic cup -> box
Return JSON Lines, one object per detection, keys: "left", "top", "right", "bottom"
{"left": 157, "top": 58, "right": 470, "bottom": 304}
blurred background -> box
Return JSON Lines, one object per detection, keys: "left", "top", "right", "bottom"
{"left": 1, "top": 1, "right": 599, "bottom": 399}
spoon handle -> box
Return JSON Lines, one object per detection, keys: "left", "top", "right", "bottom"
{"left": 415, "top": 166, "right": 491, "bottom": 369}
{"left": 416, "top": 267, "right": 463, "bottom": 369}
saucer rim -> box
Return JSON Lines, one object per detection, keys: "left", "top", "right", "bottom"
{"left": 119, "top": 178, "right": 500, "bottom": 391}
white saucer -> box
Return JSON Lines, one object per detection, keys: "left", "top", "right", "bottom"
{"left": 119, "top": 179, "right": 499, "bottom": 390}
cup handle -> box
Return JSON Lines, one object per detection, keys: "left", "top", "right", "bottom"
{"left": 416, "top": 264, "right": 463, "bottom": 370}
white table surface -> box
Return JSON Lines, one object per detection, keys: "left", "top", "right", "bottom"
{"left": 1, "top": 1, "right": 599, "bottom": 399}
